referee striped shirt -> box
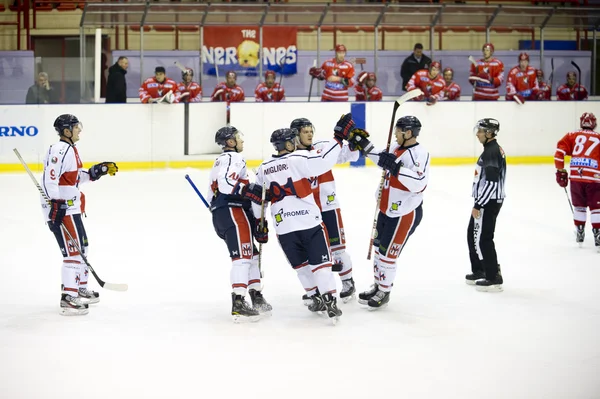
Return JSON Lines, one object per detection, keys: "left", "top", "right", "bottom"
{"left": 472, "top": 139, "right": 506, "bottom": 209}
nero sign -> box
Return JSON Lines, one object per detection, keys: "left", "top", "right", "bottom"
{"left": 0, "top": 126, "right": 39, "bottom": 137}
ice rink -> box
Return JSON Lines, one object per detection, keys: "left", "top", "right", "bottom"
{"left": 1, "top": 164, "right": 599, "bottom": 399}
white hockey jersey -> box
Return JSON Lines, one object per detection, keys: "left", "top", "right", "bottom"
{"left": 252, "top": 139, "right": 342, "bottom": 235}
{"left": 367, "top": 142, "right": 430, "bottom": 217}
{"left": 206, "top": 150, "right": 250, "bottom": 211}
{"left": 41, "top": 140, "right": 91, "bottom": 220}
{"left": 303, "top": 141, "right": 359, "bottom": 212}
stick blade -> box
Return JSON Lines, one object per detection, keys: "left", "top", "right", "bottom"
{"left": 468, "top": 56, "right": 478, "bottom": 66}
{"left": 396, "top": 89, "right": 423, "bottom": 105}
{"left": 103, "top": 282, "right": 129, "bottom": 292}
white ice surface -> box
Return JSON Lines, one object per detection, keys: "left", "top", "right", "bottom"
{"left": 1, "top": 165, "right": 599, "bottom": 399}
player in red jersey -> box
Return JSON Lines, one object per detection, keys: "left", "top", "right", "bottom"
{"left": 406, "top": 61, "right": 445, "bottom": 105}
{"left": 555, "top": 112, "right": 600, "bottom": 250}
{"left": 441, "top": 67, "right": 461, "bottom": 101}
{"left": 254, "top": 70, "right": 285, "bottom": 102}
{"left": 177, "top": 68, "right": 202, "bottom": 103}
{"left": 557, "top": 71, "right": 588, "bottom": 101}
{"left": 211, "top": 70, "right": 245, "bottom": 103}
{"left": 469, "top": 43, "right": 505, "bottom": 101}
{"left": 309, "top": 44, "right": 355, "bottom": 102}
{"left": 505, "top": 53, "right": 539, "bottom": 104}
{"left": 535, "top": 69, "right": 551, "bottom": 101}
{"left": 354, "top": 72, "right": 382, "bottom": 101}
{"left": 139, "top": 66, "right": 180, "bottom": 104}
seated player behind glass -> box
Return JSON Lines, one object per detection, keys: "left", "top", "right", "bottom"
{"left": 441, "top": 67, "right": 461, "bottom": 101}
{"left": 557, "top": 71, "right": 588, "bottom": 101}
{"left": 177, "top": 68, "right": 202, "bottom": 103}
{"left": 535, "top": 69, "right": 551, "bottom": 101}
{"left": 255, "top": 70, "right": 285, "bottom": 102}
{"left": 354, "top": 72, "right": 382, "bottom": 102}
{"left": 211, "top": 70, "right": 245, "bottom": 103}
{"left": 505, "top": 52, "right": 539, "bottom": 104}
{"left": 139, "top": 66, "right": 179, "bottom": 104}
{"left": 406, "top": 61, "right": 444, "bottom": 105}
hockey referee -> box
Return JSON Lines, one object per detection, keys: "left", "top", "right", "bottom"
{"left": 466, "top": 118, "right": 506, "bottom": 292}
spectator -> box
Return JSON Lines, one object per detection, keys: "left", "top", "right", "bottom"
{"left": 400, "top": 43, "right": 431, "bottom": 91}
{"left": 26, "top": 72, "right": 58, "bottom": 104}
{"left": 106, "top": 56, "right": 128, "bottom": 104}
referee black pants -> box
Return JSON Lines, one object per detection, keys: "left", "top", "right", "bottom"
{"left": 467, "top": 200, "right": 503, "bottom": 279}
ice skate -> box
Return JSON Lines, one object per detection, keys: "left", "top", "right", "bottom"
{"left": 340, "top": 278, "right": 356, "bottom": 303}
{"left": 302, "top": 288, "right": 319, "bottom": 306}
{"left": 593, "top": 228, "right": 600, "bottom": 252}
{"left": 60, "top": 294, "right": 89, "bottom": 316}
{"left": 231, "top": 294, "right": 260, "bottom": 323}
{"left": 78, "top": 287, "right": 100, "bottom": 304}
{"left": 367, "top": 290, "right": 390, "bottom": 310}
{"left": 465, "top": 271, "right": 485, "bottom": 285}
{"left": 249, "top": 289, "right": 272, "bottom": 316}
{"left": 322, "top": 293, "right": 342, "bottom": 325}
{"left": 475, "top": 274, "right": 503, "bottom": 292}
{"left": 307, "top": 294, "right": 326, "bottom": 313}
{"left": 576, "top": 225, "right": 585, "bottom": 247}
{"left": 358, "top": 284, "right": 379, "bottom": 305}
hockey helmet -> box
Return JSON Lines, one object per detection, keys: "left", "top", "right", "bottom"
{"left": 367, "top": 72, "right": 377, "bottom": 82}
{"left": 270, "top": 128, "right": 298, "bottom": 151}
{"left": 54, "top": 114, "right": 82, "bottom": 135}
{"left": 475, "top": 118, "right": 500, "bottom": 136}
{"left": 482, "top": 43, "right": 495, "bottom": 53}
{"left": 226, "top": 70, "right": 237, "bottom": 79}
{"left": 335, "top": 44, "right": 347, "bottom": 53}
{"left": 265, "top": 70, "right": 276, "bottom": 80}
{"left": 396, "top": 116, "right": 422, "bottom": 137}
{"left": 290, "top": 118, "right": 313, "bottom": 133}
{"left": 536, "top": 69, "right": 544, "bottom": 78}
{"left": 443, "top": 67, "right": 454, "bottom": 75}
{"left": 580, "top": 112, "right": 597, "bottom": 130}
{"left": 182, "top": 68, "right": 193, "bottom": 80}
{"left": 215, "top": 126, "right": 239, "bottom": 148}
{"left": 567, "top": 71, "right": 577, "bottom": 79}
{"left": 155, "top": 66, "right": 166, "bottom": 74}
{"left": 518, "top": 52, "right": 530, "bottom": 62}
{"left": 430, "top": 61, "right": 441, "bottom": 71}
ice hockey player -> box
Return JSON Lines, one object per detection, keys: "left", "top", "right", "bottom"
{"left": 139, "top": 66, "right": 180, "bottom": 104}
{"left": 255, "top": 70, "right": 285, "bottom": 102}
{"left": 554, "top": 112, "right": 600, "bottom": 250}
{"left": 308, "top": 44, "right": 355, "bottom": 102}
{"left": 441, "top": 67, "right": 461, "bottom": 101}
{"left": 290, "top": 117, "right": 359, "bottom": 303}
{"left": 406, "top": 61, "right": 445, "bottom": 105}
{"left": 505, "top": 52, "right": 539, "bottom": 104}
{"left": 177, "top": 68, "right": 202, "bottom": 103}
{"left": 346, "top": 116, "right": 430, "bottom": 309}
{"left": 469, "top": 43, "right": 505, "bottom": 101}
{"left": 207, "top": 126, "right": 272, "bottom": 322}
{"left": 466, "top": 118, "right": 507, "bottom": 292}
{"left": 210, "top": 70, "right": 245, "bottom": 103}
{"left": 557, "top": 71, "right": 588, "bottom": 101}
{"left": 42, "top": 114, "right": 118, "bottom": 315}
{"left": 354, "top": 72, "right": 383, "bottom": 101}
{"left": 248, "top": 115, "right": 359, "bottom": 324}
{"left": 536, "top": 69, "right": 551, "bottom": 101}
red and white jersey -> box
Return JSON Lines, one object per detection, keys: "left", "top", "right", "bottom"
{"left": 406, "top": 70, "right": 445, "bottom": 100}
{"left": 354, "top": 85, "right": 383, "bottom": 101}
{"left": 469, "top": 58, "right": 505, "bottom": 100}
{"left": 366, "top": 143, "right": 430, "bottom": 217}
{"left": 178, "top": 81, "right": 202, "bottom": 103}
{"left": 506, "top": 66, "right": 539, "bottom": 100}
{"left": 555, "top": 129, "right": 600, "bottom": 183}
{"left": 252, "top": 139, "right": 343, "bottom": 235}
{"left": 139, "top": 77, "right": 180, "bottom": 103}
{"left": 254, "top": 82, "right": 285, "bottom": 102}
{"left": 206, "top": 151, "right": 250, "bottom": 210}
{"left": 305, "top": 141, "right": 360, "bottom": 213}
{"left": 557, "top": 84, "right": 588, "bottom": 101}
{"left": 41, "top": 140, "right": 92, "bottom": 220}
{"left": 537, "top": 82, "right": 551, "bottom": 101}
{"left": 441, "top": 82, "right": 461, "bottom": 101}
{"left": 211, "top": 83, "right": 245, "bottom": 102}
{"left": 320, "top": 58, "right": 355, "bottom": 102}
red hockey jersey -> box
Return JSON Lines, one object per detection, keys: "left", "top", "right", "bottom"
{"left": 406, "top": 70, "right": 445, "bottom": 101}
{"left": 537, "top": 82, "right": 551, "bottom": 101}
{"left": 177, "top": 81, "right": 202, "bottom": 103}
{"left": 469, "top": 58, "right": 504, "bottom": 101}
{"left": 210, "top": 83, "right": 245, "bottom": 102}
{"left": 254, "top": 82, "right": 285, "bottom": 102}
{"left": 557, "top": 84, "right": 588, "bottom": 101}
{"left": 506, "top": 65, "right": 539, "bottom": 101}
{"left": 354, "top": 85, "right": 383, "bottom": 101}
{"left": 442, "top": 82, "right": 461, "bottom": 101}
{"left": 555, "top": 129, "right": 600, "bottom": 183}
{"left": 319, "top": 58, "right": 355, "bottom": 102}
{"left": 139, "top": 77, "right": 180, "bottom": 103}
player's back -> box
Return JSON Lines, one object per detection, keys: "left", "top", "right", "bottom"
{"left": 207, "top": 151, "right": 249, "bottom": 210}
{"left": 558, "top": 129, "right": 600, "bottom": 182}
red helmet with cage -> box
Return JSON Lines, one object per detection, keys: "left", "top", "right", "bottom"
{"left": 518, "top": 52, "right": 529, "bottom": 62}
{"left": 335, "top": 44, "right": 347, "bottom": 53}
{"left": 580, "top": 112, "right": 597, "bottom": 130}
{"left": 482, "top": 43, "right": 495, "bottom": 53}
{"left": 536, "top": 69, "right": 544, "bottom": 78}
{"left": 430, "top": 61, "right": 441, "bottom": 70}
{"left": 265, "top": 70, "right": 276, "bottom": 80}
{"left": 367, "top": 72, "right": 376, "bottom": 82}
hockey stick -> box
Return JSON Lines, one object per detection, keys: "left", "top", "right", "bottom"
{"left": 308, "top": 60, "right": 317, "bottom": 102}
{"left": 174, "top": 61, "right": 187, "bottom": 73}
{"left": 258, "top": 181, "right": 267, "bottom": 275}
{"left": 564, "top": 187, "right": 574, "bottom": 214}
{"left": 185, "top": 174, "right": 210, "bottom": 208}
{"left": 366, "top": 89, "right": 424, "bottom": 260}
{"left": 549, "top": 58, "right": 554, "bottom": 92}
{"left": 13, "top": 148, "right": 128, "bottom": 292}
{"left": 355, "top": 57, "right": 366, "bottom": 71}
{"left": 571, "top": 61, "right": 581, "bottom": 100}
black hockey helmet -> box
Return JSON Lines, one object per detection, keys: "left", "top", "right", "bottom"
{"left": 475, "top": 118, "right": 500, "bottom": 136}
{"left": 271, "top": 128, "right": 298, "bottom": 151}
{"left": 395, "top": 115, "right": 422, "bottom": 137}
{"left": 53, "top": 114, "right": 81, "bottom": 136}
{"left": 290, "top": 118, "right": 313, "bottom": 133}
{"left": 215, "top": 126, "right": 239, "bottom": 148}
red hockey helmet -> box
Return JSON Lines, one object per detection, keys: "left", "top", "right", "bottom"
{"left": 482, "top": 43, "right": 495, "bottom": 53}
{"left": 443, "top": 67, "right": 454, "bottom": 75}
{"left": 567, "top": 71, "right": 577, "bottom": 79}
{"left": 226, "top": 70, "right": 237, "bottom": 79}
{"left": 430, "top": 61, "right": 441, "bottom": 70}
{"left": 536, "top": 69, "right": 544, "bottom": 78}
{"left": 265, "top": 70, "right": 276, "bottom": 79}
{"left": 580, "top": 112, "right": 597, "bottom": 130}
{"left": 518, "top": 52, "right": 529, "bottom": 62}
{"left": 335, "top": 44, "right": 347, "bottom": 53}
{"left": 367, "top": 72, "right": 377, "bottom": 82}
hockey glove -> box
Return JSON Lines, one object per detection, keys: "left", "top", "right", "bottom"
{"left": 556, "top": 169, "right": 568, "bottom": 188}
{"left": 89, "top": 162, "right": 118, "bottom": 181}
{"left": 513, "top": 93, "right": 525, "bottom": 105}
{"left": 426, "top": 96, "right": 437, "bottom": 106}
{"left": 348, "top": 128, "right": 374, "bottom": 155}
{"left": 48, "top": 199, "right": 68, "bottom": 232}
{"left": 341, "top": 78, "right": 350, "bottom": 87}
{"left": 333, "top": 113, "right": 355, "bottom": 143}
{"left": 377, "top": 152, "right": 403, "bottom": 176}
{"left": 477, "top": 72, "right": 491, "bottom": 81}
{"left": 357, "top": 71, "right": 368, "bottom": 84}
{"left": 242, "top": 183, "right": 271, "bottom": 205}
{"left": 309, "top": 67, "right": 324, "bottom": 80}
{"left": 255, "top": 219, "right": 269, "bottom": 244}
